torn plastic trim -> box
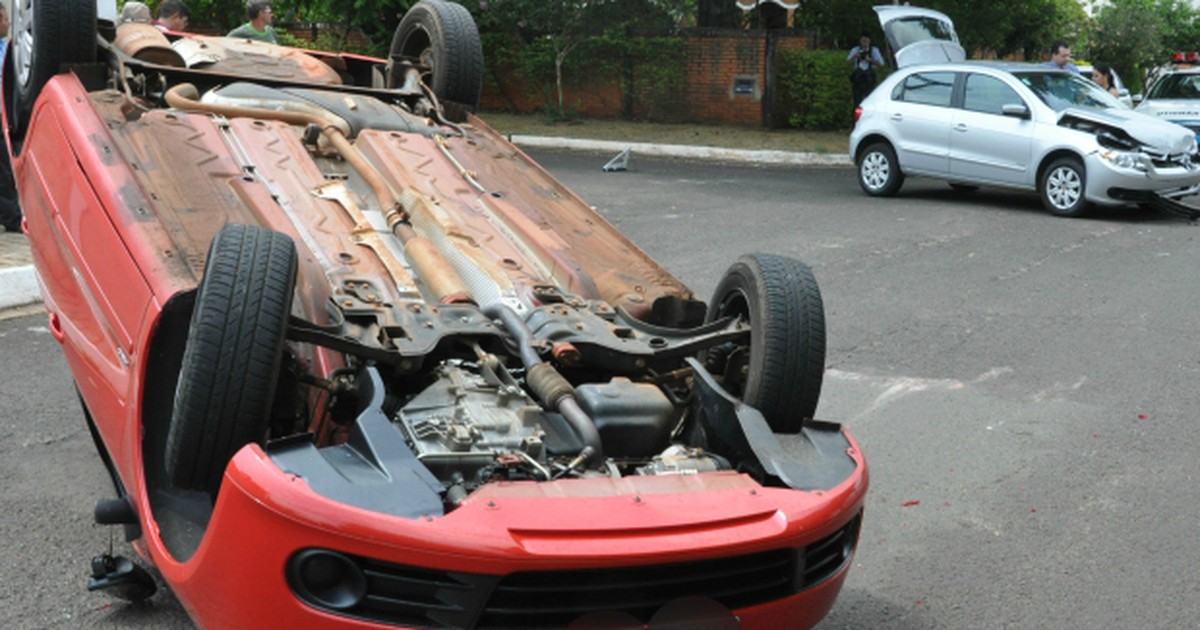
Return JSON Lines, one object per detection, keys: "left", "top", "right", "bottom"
{"left": 269, "top": 366, "right": 446, "bottom": 519}
{"left": 687, "top": 357, "right": 858, "bottom": 492}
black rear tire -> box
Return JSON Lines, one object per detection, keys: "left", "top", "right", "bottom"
{"left": 857, "top": 141, "right": 904, "bottom": 197}
{"left": 389, "top": 0, "right": 483, "bottom": 108}
{"left": 165, "top": 224, "right": 297, "bottom": 496}
{"left": 705, "top": 254, "right": 826, "bottom": 433}
{"left": 10, "top": 0, "right": 97, "bottom": 136}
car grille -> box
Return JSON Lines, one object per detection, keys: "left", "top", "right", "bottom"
{"left": 478, "top": 548, "right": 797, "bottom": 628}
{"left": 292, "top": 514, "right": 862, "bottom": 628}
{"left": 800, "top": 513, "right": 862, "bottom": 588}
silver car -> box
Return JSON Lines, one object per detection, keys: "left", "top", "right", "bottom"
{"left": 849, "top": 62, "right": 1200, "bottom": 217}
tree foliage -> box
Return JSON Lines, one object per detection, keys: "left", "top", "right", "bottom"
{"left": 283, "top": 0, "right": 413, "bottom": 45}
{"left": 153, "top": 0, "right": 245, "bottom": 30}
{"left": 1085, "top": 0, "right": 1200, "bottom": 92}
{"left": 459, "top": 0, "right": 690, "bottom": 117}
{"left": 156, "top": 0, "right": 411, "bottom": 46}
{"left": 779, "top": 48, "right": 859, "bottom": 130}
{"left": 795, "top": 0, "right": 1086, "bottom": 60}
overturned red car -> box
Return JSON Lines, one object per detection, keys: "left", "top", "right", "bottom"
{"left": 7, "top": 0, "right": 867, "bottom": 627}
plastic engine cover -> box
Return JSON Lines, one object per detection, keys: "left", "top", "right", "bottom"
{"left": 573, "top": 378, "right": 675, "bottom": 458}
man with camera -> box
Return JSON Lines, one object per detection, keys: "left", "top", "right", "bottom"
{"left": 847, "top": 33, "right": 885, "bottom": 107}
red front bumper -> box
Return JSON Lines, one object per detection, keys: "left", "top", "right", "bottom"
{"left": 146, "top": 440, "right": 867, "bottom": 629}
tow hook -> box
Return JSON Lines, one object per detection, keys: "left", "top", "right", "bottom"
{"left": 87, "top": 554, "right": 157, "bottom": 602}
{"left": 88, "top": 497, "right": 156, "bottom": 601}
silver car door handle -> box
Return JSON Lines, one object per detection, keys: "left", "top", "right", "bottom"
{"left": 954, "top": 123, "right": 967, "bottom": 132}
{"left": 890, "top": 113, "right": 903, "bottom": 121}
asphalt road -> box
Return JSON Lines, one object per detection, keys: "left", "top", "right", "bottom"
{"left": 4, "top": 151, "right": 1200, "bottom": 628}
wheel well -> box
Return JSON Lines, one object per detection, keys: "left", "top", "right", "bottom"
{"left": 141, "top": 291, "right": 196, "bottom": 493}
{"left": 854, "top": 134, "right": 893, "bottom": 163}
{"left": 1036, "top": 150, "right": 1083, "bottom": 189}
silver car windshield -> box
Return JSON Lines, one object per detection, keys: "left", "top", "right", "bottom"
{"left": 1013, "top": 71, "right": 1123, "bottom": 112}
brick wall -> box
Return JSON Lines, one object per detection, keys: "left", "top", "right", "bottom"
{"left": 480, "top": 67, "right": 626, "bottom": 118}
{"left": 682, "top": 30, "right": 766, "bottom": 124}
{"left": 479, "top": 29, "right": 813, "bottom": 127}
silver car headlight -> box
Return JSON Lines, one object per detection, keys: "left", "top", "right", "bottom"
{"left": 1100, "top": 150, "right": 1149, "bottom": 172}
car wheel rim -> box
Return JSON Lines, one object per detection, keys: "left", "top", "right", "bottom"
{"left": 1047, "top": 166, "right": 1081, "bottom": 210}
{"left": 861, "top": 152, "right": 889, "bottom": 190}
{"left": 13, "top": 0, "right": 33, "bottom": 90}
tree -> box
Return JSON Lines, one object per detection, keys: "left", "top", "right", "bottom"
{"left": 463, "top": 0, "right": 690, "bottom": 117}
{"left": 920, "top": 0, "right": 1086, "bottom": 59}
{"left": 1084, "top": 0, "right": 1199, "bottom": 91}
{"left": 794, "top": 0, "right": 1087, "bottom": 60}
{"left": 166, "top": 0, "right": 246, "bottom": 30}
{"left": 281, "top": 0, "right": 414, "bottom": 49}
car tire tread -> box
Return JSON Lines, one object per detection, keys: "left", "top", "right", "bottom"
{"left": 707, "top": 254, "right": 826, "bottom": 433}
{"left": 391, "top": 1, "right": 483, "bottom": 108}
{"left": 165, "top": 224, "right": 296, "bottom": 496}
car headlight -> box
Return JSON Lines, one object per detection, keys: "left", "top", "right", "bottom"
{"left": 1101, "top": 150, "right": 1149, "bottom": 172}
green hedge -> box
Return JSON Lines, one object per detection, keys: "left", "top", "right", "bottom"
{"left": 779, "top": 48, "right": 891, "bottom": 130}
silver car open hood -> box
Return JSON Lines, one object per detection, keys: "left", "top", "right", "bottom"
{"left": 1059, "top": 107, "right": 1198, "bottom": 155}
{"left": 875, "top": 5, "right": 965, "bottom": 68}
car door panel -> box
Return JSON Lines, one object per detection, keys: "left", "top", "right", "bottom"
{"left": 890, "top": 71, "right": 956, "bottom": 175}
{"left": 949, "top": 111, "right": 1033, "bottom": 185}
{"left": 950, "top": 74, "right": 1034, "bottom": 186}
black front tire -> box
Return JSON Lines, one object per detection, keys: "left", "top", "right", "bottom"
{"left": 10, "top": 0, "right": 97, "bottom": 136}
{"left": 389, "top": 0, "right": 484, "bottom": 108}
{"left": 705, "top": 254, "right": 826, "bottom": 433}
{"left": 165, "top": 224, "right": 297, "bottom": 496}
{"left": 857, "top": 142, "right": 904, "bottom": 197}
{"left": 1040, "top": 157, "right": 1090, "bottom": 217}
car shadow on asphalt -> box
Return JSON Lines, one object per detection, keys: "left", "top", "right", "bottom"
{"left": 893, "top": 183, "right": 1197, "bottom": 225}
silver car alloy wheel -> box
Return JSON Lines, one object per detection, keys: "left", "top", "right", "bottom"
{"left": 861, "top": 151, "right": 890, "bottom": 191}
{"left": 1046, "top": 165, "right": 1082, "bottom": 211}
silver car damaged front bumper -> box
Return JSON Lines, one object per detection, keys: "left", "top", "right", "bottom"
{"left": 1084, "top": 150, "right": 1200, "bottom": 206}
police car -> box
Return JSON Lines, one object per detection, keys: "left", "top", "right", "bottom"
{"left": 1136, "top": 52, "right": 1200, "bottom": 139}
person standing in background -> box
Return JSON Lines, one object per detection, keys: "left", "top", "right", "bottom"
{"left": 118, "top": 1, "right": 152, "bottom": 25}
{"left": 1091, "top": 63, "right": 1119, "bottom": 97}
{"left": 152, "top": 0, "right": 191, "bottom": 32}
{"left": 0, "top": 3, "right": 22, "bottom": 232}
{"left": 1044, "top": 41, "right": 1080, "bottom": 74}
{"left": 227, "top": 1, "right": 278, "bottom": 43}
{"left": 847, "top": 33, "right": 885, "bottom": 107}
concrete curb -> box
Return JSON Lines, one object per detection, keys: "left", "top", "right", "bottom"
{"left": 0, "top": 264, "right": 40, "bottom": 310}
{"left": 509, "top": 135, "right": 854, "bottom": 167}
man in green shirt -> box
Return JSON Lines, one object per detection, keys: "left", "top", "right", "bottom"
{"left": 227, "top": 1, "right": 277, "bottom": 43}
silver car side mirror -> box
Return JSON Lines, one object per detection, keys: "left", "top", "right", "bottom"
{"left": 1001, "top": 103, "right": 1030, "bottom": 119}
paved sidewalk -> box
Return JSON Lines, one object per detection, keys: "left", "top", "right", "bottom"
{"left": 0, "top": 231, "right": 36, "bottom": 311}
{"left": 0, "top": 132, "right": 850, "bottom": 312}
